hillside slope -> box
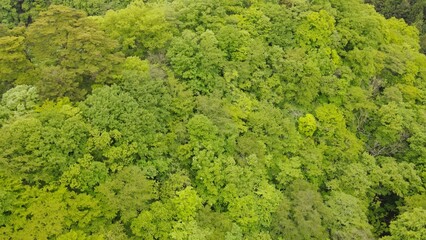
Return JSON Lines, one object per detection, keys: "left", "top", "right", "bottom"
{"left": 1, "top": 0, "right": 425, "bottom": 239}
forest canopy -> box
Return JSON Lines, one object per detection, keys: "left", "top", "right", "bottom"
{"left": 0, "top": 0, "right": 426, "bottom": 239}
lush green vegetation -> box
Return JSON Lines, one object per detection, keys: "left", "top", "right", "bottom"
{"left": 366, "top": 0, "right": 426, "bottom": 53}
{"left": 1, "top": 0, "right": 425, "bottom": 239}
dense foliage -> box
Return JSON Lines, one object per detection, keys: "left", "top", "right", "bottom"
{"left": 1, "top": 0, "right": 426, "bottom": 239}
{"left": 366, "top": 0, "right": 426, "bottom": 52}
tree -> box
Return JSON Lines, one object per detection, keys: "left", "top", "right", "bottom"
{"left": 60, "top": 154, "right": 108, "bottom": 193}
{"left": 0, "top": 186, "right": 104, "bottom": 239}
{"left": 171, "top": 0, "right": 229, "bottom": 32}
{"left": 0, "top": 0, "right": 18, "bottom": 26}
{"left": 95, "top": 166, "right": 157, "bottom": 223}
{"left": 279, "top": 180, "right": 330, "bottom": 239}
{"left": 167, "top": 29, "right": 226, "bottom": 94}
{"left": 0, "top": 35, "right": 32, "bottom": 93}
{"left": 315, "top": 104, "right": 364, "bottom": 166}
{"left": 51, "top": 0, "right": 133, "bottom": 15}
{"left": 0, "top": 98, "right": 90, "bottom": 185}
{"left": 1, "top": 85, "right": 38, "bottom": 115}
{"left": 102, "top": 2, "right": 174, "bottom": 56}
{"left": 386, "top": 208, "right": 426, "bottom": 240}
{"left": 325, "top": 191, "right": 374, "bottom": 239}
{"left": 298, "top": 113, "right": 317, "bottom": 137}
{"left": 24, "top": 5, "right": 122, "bottom": 100}
{"left": 131, "top": 201, "right": 174, "bottom": 239}
{"left": 81, "top": 85, "right": 166, "bottom": 172}
{"left": 0, "top": 0, "right": 50, "bottom": 26}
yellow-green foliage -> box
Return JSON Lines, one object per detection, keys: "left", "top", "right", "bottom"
{"left": 298, "top": 113, "right": 317, "bottom": 137}
{"left": 0, "top": 0, "right": 426, "bottom": 239}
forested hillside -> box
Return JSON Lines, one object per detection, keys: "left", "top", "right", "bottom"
{"left": 366, "top": 0, "right": 426, "bottom": 53}
{"left": 1, "top": 0, "right": 425, "bottom": 239}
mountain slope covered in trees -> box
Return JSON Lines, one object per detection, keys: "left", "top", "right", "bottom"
{"left": 0, "top": 0, "right": 425, "bottom": 239}
{"left": 365, "top": 0, "right": 426, "bottom": 53}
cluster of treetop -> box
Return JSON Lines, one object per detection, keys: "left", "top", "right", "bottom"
{"left": 0, "top": 0, "right": 425, "bottom": 239}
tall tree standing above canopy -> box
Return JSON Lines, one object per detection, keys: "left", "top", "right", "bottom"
{"left": 0, "top": 34, "right": 32, "bottom": 94}
{"left": 24, "top": 5, "right": 123, "bottom": 100}
{"left": 102, "top": 1, "right": 174, "bottom": 57}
